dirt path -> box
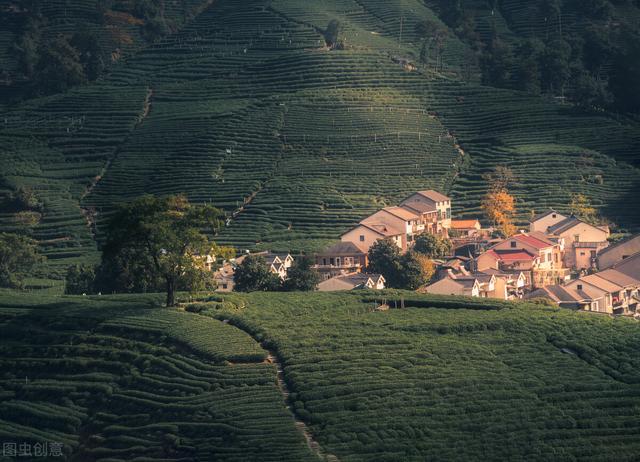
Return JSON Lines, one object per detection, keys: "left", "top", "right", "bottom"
{"left": 80, "top": 87, "right": 154, "bottom": 237}
{"left": 222, "top": 319, "right": 339, "bottom": 462}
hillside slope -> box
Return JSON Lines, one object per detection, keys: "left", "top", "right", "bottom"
{"left": 2, "top": 291, "right": 640, "bottom": 460}
{"left": 1, "top": 0, "right": 640, "bottom": 277}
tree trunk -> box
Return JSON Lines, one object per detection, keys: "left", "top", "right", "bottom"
{"left": 166, "top": 277, "right": 176, "bottom": 307}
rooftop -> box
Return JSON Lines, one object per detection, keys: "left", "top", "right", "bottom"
{"left": 451, "top": 219, "right": 480, "bottom": 229}
{"left": 318, "top": 241, "right": 366, "bottom": 256}
{"left": 415, "top": 190, "right": 451, "bottom": 203}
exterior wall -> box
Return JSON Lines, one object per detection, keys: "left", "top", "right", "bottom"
{"left": 476, "top": 253, "right": 499, "bottom": 271}
{"left": 558, "top": 224, "right": 609, "bottom": 268}
{"left": 574, "top": 247, "right": 599, "bottom": 270}
{"left": 364, "top": 210, "right": 410, "bottom": 235}
{"left": 425, "top": 278, "right": 477, "bottom": 297}
{"left": 491, "top": 277, "right": 508, "bottom": 300}
{"left": 402, "top": 194, "right": 451, "bottom": 235}
{"left": 341, "top": 226, "right": 385, "bottom": 253}
{"left": 530, "top": 212, "right": 567, "bottom": 233}
{"left": 597, "top": 235, "right": 640, "bottom": 270}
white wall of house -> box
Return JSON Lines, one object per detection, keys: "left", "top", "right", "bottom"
{"left": 530, "top": 212, "right": 567, "bottom": 233}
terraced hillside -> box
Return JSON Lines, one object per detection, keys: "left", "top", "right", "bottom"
{"left": 1, "top": 0, "right": 640, "bottom": 278}
{"left": 208, "top": 291, "right": 640, "bottom": 461}
{"left": 2, "top": 291, "right": 639, "bottom": 461}
{"left": 0, "top": 292, "right": 314, "bottom": 461}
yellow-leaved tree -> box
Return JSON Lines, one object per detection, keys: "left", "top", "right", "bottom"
{"left": 482, "top": 167, "right": 517, "bottom": 237}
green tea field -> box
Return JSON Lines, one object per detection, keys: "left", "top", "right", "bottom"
{"left": 2, "top": 0, "right": 640, "bottom": 279}
{"left": 1, "top": 291, "right": 640, "bottom": 460}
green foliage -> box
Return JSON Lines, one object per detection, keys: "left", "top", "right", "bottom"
{"left": 233, "top": 255, "right": 282, "bottom": 292}
{"left": 99, "top": 195, "right": 224, "bottom": 306}
{"left": 367, "top": 240, "right": 402, "bottom": 287}
{"left": 212, "top": 291, "right": 640, "bottom": 461}
{"left": 64, "top": 264, "right": 96, "bottom": 295}
{"left": 413, "top": 234, "right": 453, "bottom": 258}
{"left": 324, "top": 19, "right": 342, "bottom": 48}
{"left": 283, "top": 255, "right": 320, "bottom": 292}
{"left": 0, "top": 233, "right": 44, "bottom": 289}
{"left": 397, "top": 252, "right": 433, "bottom": 290}
{"left": 0, "top": 293, "right": 312, "bottom": 460}
{"left": 35, "top": 35, "right": 87, "bottom": 95}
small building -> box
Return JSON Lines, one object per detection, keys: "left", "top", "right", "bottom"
{"left": 421, "top": 277, "right": 481, "bottom": 297}
{"left": 597, "top": 234, "right": 640, "bottom": 270}
{"left": 526, "top": 284, "right": 611, "bottom": 313}
{"left": 451, "top": 219, "right": 482, "bottom": 237}
{"left": 318, "top": 273, "right": 386, "bottom": 291}
{"left": 315, "top": 242, "right": 367, "bottom": 279}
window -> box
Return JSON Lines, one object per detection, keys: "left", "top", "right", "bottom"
{"left": 554, "top": 254, "right": 558, "bottom": 263}
{"left": 580, "top": 252, "right": 586, "bottom": 256}
{"left": 330, "top": 258, "right": 335, "bottom": 265}
{"left": 590, "top": 251, "right": 596, "bottom": 258}
{"left": 446, "top": 208, "right": 451, "bottom": 219}
{"left": 510, "top": 241, "right": 517, "bottom": 248}
{"left": 577, "top": 284, "right": 583, "bottom": 290}
{"left": 359, "top": 235, "right": 365, "bottom": 242}
{"left": 323, "top": 258, "right": 327, "bottom": 266}
{"left": 552, "top": 214, "right": 557, "bottom": 218}
{"left": 336, "top": 257, "right": 341, "bottom": 266}
{"left": 222, "top": 283, "right": 228, "bottom": 289}
{"left": 574, "top": 234, "right": 580, "bottom": 243}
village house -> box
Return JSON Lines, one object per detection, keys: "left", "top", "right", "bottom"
{"left": 424, "top": 268, "right": 526, "bottom": 300}
{"left": 400, "top": 190, "right": 452, "bottom": 236}
{"left": 476, "top": 232, "right": 567, "bottom": 288}
{"left": 450, "top": 219, "right": 482, "bottom": 237}
{"left": 530, "top": 211, "right": 610, "bottom": 270}
{"left": 339, "top": 189, "right": 454, "bottom": 255}
{"left": 527, "top": 284, "right": 612, "bottom": 313}
{"left": 212, "top": 251, "right": 295, "bottom": 291}
{"left": 597, "top": 234, "right": 640, "bottom": 270}
{"left": 421, "top": 276, "right": 481, "bottom": 297}
{"left": 318, "top": 273, "right": 386, "bottom": 291}
{"left": 314, "top": 242, "right": 367, "bottom": 279}
{"left": 527, "top": 252, "right": 640, "bottom": 315}
{"left": 341, "top": 222, "right": 405, "bottom": 253}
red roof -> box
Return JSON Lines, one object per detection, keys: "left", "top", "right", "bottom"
{"left": 489, "top": 249, "right": 537, "bottom": 261}
{"left": 512, "top": 233, "right": 554, "bottom": 250}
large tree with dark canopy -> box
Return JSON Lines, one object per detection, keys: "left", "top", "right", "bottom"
{"left": 100, "top": 194, "right": 225, "bottom": 306}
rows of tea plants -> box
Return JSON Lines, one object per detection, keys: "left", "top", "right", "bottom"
{"left": 0, "top": 85, "right": 149, "bottom": 276}
{"left": 211, "top": 291, "right": 640, "bottom": 461}
{"left": 0, "top": 292, "right": 313, "bottom": 461}
{"left": 427, "top": 79, "right": 640, "bottom": 227}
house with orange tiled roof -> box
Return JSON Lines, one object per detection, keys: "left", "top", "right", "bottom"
{"left": 451, "top": 219, "right": 482, "bottom": 237}
{"left": 476, "top": 232, "right": 568, "bottom": 288}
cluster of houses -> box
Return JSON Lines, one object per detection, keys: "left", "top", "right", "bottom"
{"left": 210, "top": 189, "right": 639, "bottom": 316}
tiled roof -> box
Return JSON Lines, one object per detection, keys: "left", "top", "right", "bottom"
{"left": 415, "top": 190, "right": 450, "bottom": 202}
{"left": 612, "top": 252, "right": 640, "bottom": 278}
{"left": 578, "top": 274, "right": 624, "bottom": 292}
{"left": 318, "top": 241, "right": 366, "bottom": 256}
{"left": 400, "top": 202, "right": 437, "bottom": 214}
{"left": 512, "top": 233, "right": 554, "bottom": 250}
{"left": 451, "top": 219, "right": 480, "bottom": 229}
{"left": 383, "top": 206, "right": 420, "bottom": 221}
{"left": 490, "top": 249, "right": 537, "bottom": 261}
{"left": 531, "top": 209, "right": 564, "bottom": 223}
{"left": 596, "top": 269, "right": 639, "bottom": 287}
